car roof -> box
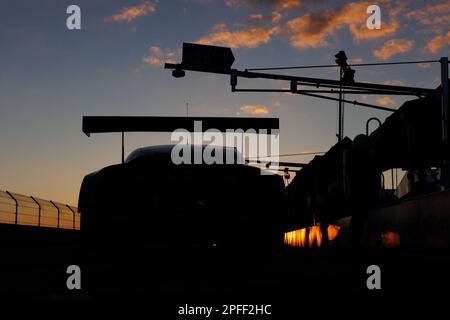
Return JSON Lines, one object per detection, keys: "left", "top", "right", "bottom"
{"left": 125, "top": 144, "right": 243, "bottom": 163}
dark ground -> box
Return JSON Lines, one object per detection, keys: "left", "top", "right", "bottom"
{"left": 1, "top": 225, "right": 449, "bottom": 316}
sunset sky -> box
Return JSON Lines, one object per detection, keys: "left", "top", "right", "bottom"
{"left": 0, "top": 0, "right": 449, "bottom": 205}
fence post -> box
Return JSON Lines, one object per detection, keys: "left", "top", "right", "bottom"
{"left": 66, "top": 205, "right": 76, "bottom": 230}
{"left": 5, "top": 191, "right": 18, "bottom": 225}
{"left": 31, "top": 196, "right": 41, "bottom": 227}
{"left": 50, "top": 201, "right": 60, "bottom": 228}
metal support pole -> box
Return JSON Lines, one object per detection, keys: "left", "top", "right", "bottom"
{"left": 441, "top": 57, "right": 449, "bottom": 142}
{"left": 338, "top": 66, "right": 343, "bottom": 142}
{"left": 31, "top": 196, "right": 41, "bottom": 227}
{"left": 50, "top": 201, "right": 60, "bottom": 228}
{"left": 391, "top": 169, "right": 395, "bottom": 190}
{"left": 337, "top": 67, "right": 345, "bottom": 196}
{"left": 66, "top": 204, "right": 76, "bottom": 230}
{"left": 121, "top": 131, "right": 125, "bottom": 164}
{"left": 441, "top": 57, "right": 449, "bottom": 188}
{"left": 5, "top": 191, "right": 18, "bottom": 225}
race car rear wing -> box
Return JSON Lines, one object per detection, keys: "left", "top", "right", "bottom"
{"left": 82, "top": 116, "right": 279, "bottom": 136}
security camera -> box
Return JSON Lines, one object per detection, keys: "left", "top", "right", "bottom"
{"left": 172, "top": 68, "right": 185, "bottom": 78}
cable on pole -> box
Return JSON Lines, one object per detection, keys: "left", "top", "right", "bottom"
{"left": 246, "top": 59, "right": 440, "bottom": 71}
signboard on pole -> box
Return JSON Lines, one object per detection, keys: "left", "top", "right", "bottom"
{"left": 181, "top": 42, "right": 235, "bottom": 71}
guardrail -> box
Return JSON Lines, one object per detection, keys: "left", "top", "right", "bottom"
{"left": 0, "top": 190, "right": 80, "bottom": 230}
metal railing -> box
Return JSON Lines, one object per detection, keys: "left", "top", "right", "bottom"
{"left": 0, "top": 190, "right": 80, "bottom": 230}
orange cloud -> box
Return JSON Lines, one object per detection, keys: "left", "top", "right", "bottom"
{"left": 411, "top": 14, "right": 450, "bottom": 28}
{"left": 249, "top": 11, "right": 283, "bottom": 24}
{"left": 406, "top": 1, "right": 450, "bottom": 28}
{"left": 417, "top": 62, "right": 432, "bottom": 68}
{"left": 383, "top": 79, "right": 405, "bottom": 86}
{"left": 202, "top": 1, "right": 401, "bottom": 51}
{"left": 150, "top": 46, "right": 161, "bottom": 54}
{"left": 212, "top": 22, "right": 227, "bottom": 31}
{"left": 196, "top": 26, "right": 276, "bottom": 48}
{"left": 405, "top": 1, "right": 450, "bottom": 53}
{"left": 279, "top": 2, "right": 399, "bottom": 49}
{"left": 411, "top": 1, "right": 450, "bottom": 15}
{"left": 376, "top": 97, "right": 395, "bottom": 106}
{"left": 271, "top": 12, "right": 283, "bottom": 23}
{"left": 240, "top": 104, "right": 270, "bottom": 115}
{"left": 111, "top": 2, "right": 156, "bottom": 22}
{"left": 143, "top": 55, "right": 162, "bottom": 66}
{"left": 349, "top": 57, "right": 363, "bottom": 64}
{"left": 249, "top": 13, "right": 264, "bottom": 21}
{"left": 425, "top": 31, "right": 450, "bottom": 54}
{"left": 277, "top": 0, "right": 301, "bottom": 10}
{"left": 373, "top": 39, "right": 414, "bottom": 60}
{"left": 226, "top": 0, "right": 302, "bottom": 10}
{"left": 143, "top": 46, "right": 177, "bottom": 66}
{"left": 405, "top": 0, "right": 450, "bottom": 54}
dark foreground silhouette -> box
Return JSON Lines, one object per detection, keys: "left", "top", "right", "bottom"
{"left": 78, "top": 145, "right": 286, "bottom": 249}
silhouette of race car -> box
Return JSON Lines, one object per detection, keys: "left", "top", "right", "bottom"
{"left": 78, "top": 145, "right": 286, "bottom": 249}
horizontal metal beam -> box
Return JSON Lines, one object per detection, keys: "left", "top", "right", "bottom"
{"left": 234, "top": 88, "right": 417, "bottom": 95}
{"left": 297, "top": 91, "right": 395, "bottom": 112}
{"left": 241, "top": 71, "right": 436, "bottom": 95}
{"left": 294, "top": 82, "right": 427, "bottom": 96}
{"left": 231, "top": 88, "right": 396, "bottom": 111}
{"left": 82, "top": 116, "right": 279, "bottom": 136}
{"left": 165, "top": 63, "right": 436, "bottom": 96}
